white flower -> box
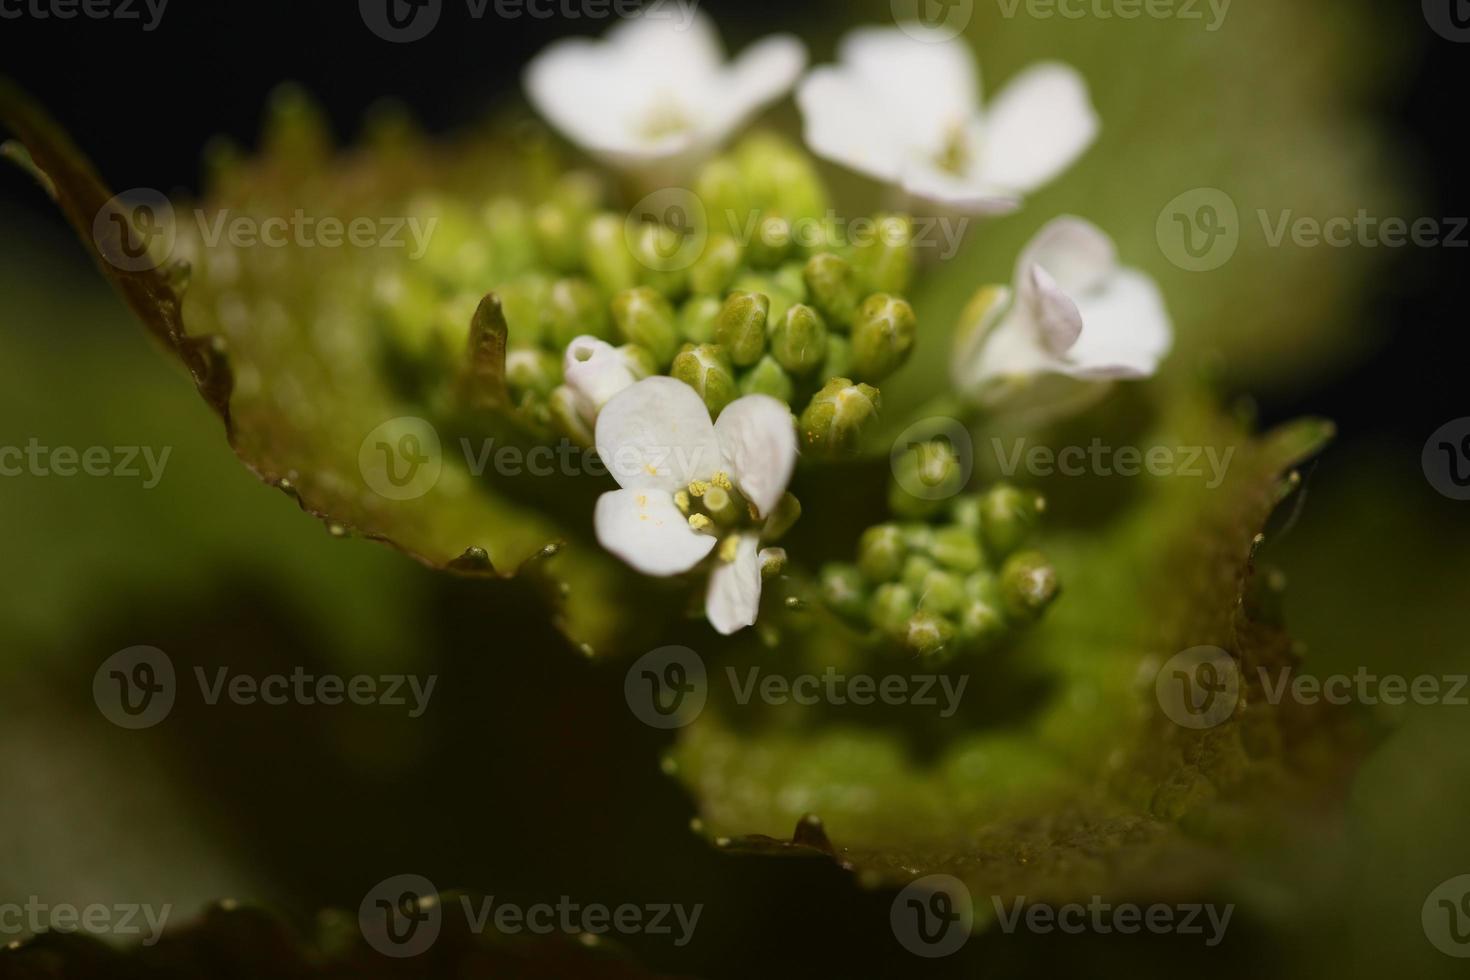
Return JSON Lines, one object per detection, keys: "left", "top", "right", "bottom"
{"left": 593, "top": 377, "right": 796, "bottom": 635}
{"left": 953, "top": 216, "right": 1172, "bottom": 408}
{"left": 524, "top": 7, "right": 807, "bottom": 174}
{"left": 796, "top": 25, "right": 1098, "bottom": 214}
{"left": 559, "top": 335, "right": 642, "bottom": 427}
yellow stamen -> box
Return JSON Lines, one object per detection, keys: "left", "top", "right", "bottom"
{"left": 688, "top": 513, "right": 714, "bottom": 532}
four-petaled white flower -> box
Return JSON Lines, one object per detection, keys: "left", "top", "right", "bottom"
{"left": 593, "top": 377, "right": 796, "bottom": 635}
{"left": 524, "top": 8, "right": 807, "bottom": 175}
{"left": 796, "top": 25, "right": 1098, "bottom": 214}
{"left": 953, "top": 216, "right": 1172, "bottom": 408}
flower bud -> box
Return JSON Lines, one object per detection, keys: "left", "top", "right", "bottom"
{"left": 857, "top": 524, "right": 906, "bottom": 584}
{"left": 746, "top": 213, "right": 793, "bottom": 269}
{"left": 759, "top": 547, "right": 788, "bottom": 579}
{"left": 671, "top": 344, "right": 737, "bottom": 417}
{"left": 732, "top": 273, "right": 797, "bottom": 326}
{"left": 679, "top": 295, "right": 722, "bottom": 344}
{"left": 611, "top": 287, "right": 679, "bottom": 367}
{"left": 689, "top": 233, "right": 743, "bottom": 296}
{"left": 740, "top": 355, "right": 794, "bottom": 403}
{"left": 928, "top": 526, "right": 983, "bottom": 574}
{"left": 901, "top": 554, "right": 936, "bottom": 594}
{"left": 950, "top": 494, "right": 983, "bottom": 533}
{"left": 820, "top": 563, "right": 868, "bottom": 620}
{"left": 373, "top": 270, "right": 439, "bottom": 354}
{"left": 545, "top": 278, "right": 612, "bottom": 349}
{"left": 563, "top": 335, "right": 637, "bottom": 423}
{"left": 870, "top": 583, "right": 917, "bottom": 637}
{"left": 505, "top": 347, "right": 561, "bottom": 398}
{"left": 761, "top": 492, "right": 802, "bottom": 540}
{"left": 493, "top": 274, "right": 549, "bottom": 348}
{"left": 695, "top": 158, "right": 750, "bottom": 237}
{"left": 714, "top": 291, "right": 769, "bottom": 367}
{"left": 800, "top": 378, "right": 881, "bottom": 458}
{"left": 904, "top": 611, "right": 956, "bottom": 659}
{"left": 824, "top": 334, "right": 852, "bottom": 380}
{"left": 630, "top": 221, "right": 690, "bottom": 298}
{"left": 736, "top": 134, "right": 829, "bottom": 224}
{"left": 1000, "top": 550, "right": 1060, "bottom": 622}
{"left": 855, "top": 213, "right": 916, "bottom": 295}
{"left": 533, "top": 199, "right": 588, "bottom": 274}
{"left": 548, "top": 385, "right": 594, "bottom": 446}
{"left": 769, "top": 303, "right": 829, "bottom": 376}
{"left": 618, "top": 343, "right": 656, "bottom": 379}
{"left": 803, "top": 253, "right": 863, "bottom": 330}
{"left": 850, "top": 293, "right": 917, "bottom": 382}
{"left": 583, "top": 213, "right": 637, "bottom": 294}
{"left": 958, "top": 598, "right": 1007, "bottom": 646}
{"left": 979, "top": 484, "right": 1045, "bottom": 559}
{"left": 889, "top": 440, "right": 966, "bottom": 520}
{"left": 483, "top": 197, "right": 536, "bottom": 279}
{"left": 917, "top": 567, "right": 966, "bottom": 616}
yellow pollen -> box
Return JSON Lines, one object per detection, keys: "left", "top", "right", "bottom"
{"left": 688, "top": 480, "right": 709, "bottom": 498}
{"left": 718, "top": 535, "right": 741, "bottom": 562}
{"left": 673, "top": 490, "right": 691, "bottom": 514}
{"left": 688, "top": 513, "right": 714, "bottom": 532}
{"left": 712, "top": 471, "right": 733, "bottom": 491}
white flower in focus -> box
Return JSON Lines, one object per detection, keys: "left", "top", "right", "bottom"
{"left": 796, "top": 25, "right": 1098, "bottom": 214}
{"left": 593, "top": 377, "right": 796, "bottom": 635}
{"left": 953, "top": 216, "right": 1172, "bottom": 408}
{"left": 524, "top": 8, "right": 807, "bottom": 174}
{"left": 559, "top": 335, "right": 644, "bottom": 427}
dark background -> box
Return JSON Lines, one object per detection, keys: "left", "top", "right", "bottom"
{"left": 1, "top": 2, "right": 1466, "bottom": 978}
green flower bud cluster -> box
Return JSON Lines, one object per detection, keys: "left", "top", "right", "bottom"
{"left": 368, "top": 136, "right": 922, "bottom": 447}
{"left": 818, "top": 483, "right": 1057, "bottom": 660}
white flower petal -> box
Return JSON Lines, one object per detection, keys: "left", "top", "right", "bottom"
{"left": 712, "top": 395, "right": 796, "bottom": 518}
{"left": 563, "top": 335, "right": 637, "bottom": 423}
{"left": 836, "top": 27, "right": 979, "bottom": 142}
{"left": 594, "top": 488, "right": 716, "bottom": 577}
{"left": 1024, "top": 264, "right": 1084, "bottom": 355}
{"left": 974, "top": 62, "right": 1099, "bottom": 195}
{"left": 605, "top": 6, "right": 724, "bottom": 85}
{"left": 796, "top": 67, "right": 906, "bottom": 183}
{"left": 707, "top": 34, "right": 807, "bottom": 139}
{"left": 1061, "top": 268, "right": 1173, "bottom": 379}
{"left": 899, "top": 158, "right": 1021, "bottom": 215}
{"left": 1016, "top": 216, "right": 1117, "bottom": 295}
{"left": 595, "top": 376, "right": 722, "bottom": 493}
{"left": 705, "top": 534, "right": 762, "bottom": 635}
